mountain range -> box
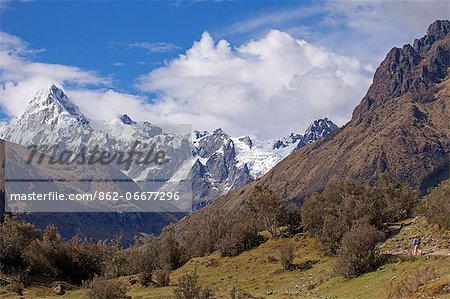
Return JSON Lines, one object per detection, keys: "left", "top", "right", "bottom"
{"left": 0, "top": 84, "right": 337, "bottom": 239}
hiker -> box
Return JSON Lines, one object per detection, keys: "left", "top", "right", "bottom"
{"left": 412, "top": 235, "right": 422, "bottom": 256}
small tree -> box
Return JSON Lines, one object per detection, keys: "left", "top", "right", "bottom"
{"left": 160, "top": 226, "right": 183, "bottom": 270}
{"left": 246, "top": 186, "right": 283, "bottom": 238}
{"left": 319, "top": 214, "right": 349, "bottom": 255}
{"left": 418, "top": 179, "right": 450, "bottom": 229}
{"left": 87, "top": 276, "right": 129, "bottom": 299}
{"left": 335, "top": 223, "right": 384, "bottom": 278}
{"left": 153, "top": 268, "right": 170, "bottom": 287}
{"left": 378, "top": 172, "right": 416, "bottom": 223}
{"left": 24, "top": 225, "right": 106, "bottom": 284}
{"left": 136, "top": 236, "right": 160, "bottom": 286}
{"left": 301, "top": 193, "right": 326, "bottom": 237}
{"left": 279, "top": 241, "right": 294, "bottom": 270}
{"left": 173, "top": 270, "right": 214, "bottom": 299}
{"left": 277, "top": 202, "right": 302, "bottom": 235}
{"left": 218, "top": 222, "right": 261, "bottom": 257}
{"left": 0, "top": 216, "right": 40, "bottom": 272}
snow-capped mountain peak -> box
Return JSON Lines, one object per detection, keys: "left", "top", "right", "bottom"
{"left": 193, "top": 130, "right": 209, "bottom": 140}
{"left": 117, "top": 114, "right": 136, "bottom": 125}
{"left": 26, "top": 84, "right": 89, "bottom": 125}
{"left": 296, "top": 118, "right": 338, "bottom": 149}
{"left": 188, "top": 118, "right": 339, "bottom": 206}
{"left": 105, "top": 114, "right": 162, "bottom": 141}
{"left": 272, "top": 133, "right": 302, "bottom": 149}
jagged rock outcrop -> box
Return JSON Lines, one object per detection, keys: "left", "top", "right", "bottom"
{"left": 295, "top": 118, "right": 338, "bottom": 149}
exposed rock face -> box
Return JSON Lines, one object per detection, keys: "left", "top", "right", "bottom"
{"left": 295, "top": 118, "right": 338, "bottom": 149}
{"left": 191, "top": 129, "right": 253, "bottom": 209}
{"left": 238, "top": 136, "right": 253, "bottom": 149}
{"left": 189, "top": 120, "right": 338, "bottom": 209}
{"left": 354, "top": 20, "right": 450, "bottom": 121}
{"left": 174, "top": 20, "right": 450, "bottom": 235}
{"left": 118, "top": 114, "right": 136, "bottom": 125}
{"left": 272, "top": 133, "right": 302, "bottom": 150}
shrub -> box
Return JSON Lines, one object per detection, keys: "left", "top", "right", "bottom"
{"left": 388, "top": 266, "right": 439, "bottom": 298}
{"left": 319, "top": 214, "right": 349, "bottom": 255}
{"left": 153, "top": 268, "right": 170, "bottom": 287}
{"left": 87, "top": 276, "right": 129, "bottom": 299}
{"left": 24, "top": 226, "right": 107, "bottom": 284}
{"left": 301, "top": 180, "right": 369, "bottom": 254}
{"left": 178, "top": 211, "right": 231, "bottom": 259}
{"left": 230, "top": 287, "right": 259, "bottom": 299}
{"left": 246, "top": 186, "right": 284, "bottom": 238}
{"left": 0, "top": 216, "right": 40, "bottom": 272}
{"left": 335, "top": 223, "right": 384, "bottom": 278}
{"left": 102, "top": 249, "right": 131, "bottom": 279}
{"left": 277, "top": 202, "right": 302, "bottom": 235}
{"left": 301, "top": 193, "right": 326, "bottom": 237}
{"left": 279, "top": 241, "right": 294, "bottom": 270}
{"left": 267, "top": 255, "right": 277, "bottom": 263}
{"left": 135, "top": 236, "right": 160, "bottom": 286}
{"left": 218, "top": 222, "right": 262, "bottom": 257}
{"left": 301, "top": 176, "right": 415, "bottom": 254}
{"left": 378, "top": 172, "right": 417, "bottom": 223}
{"left": 418, "top": 179, "right": 450, "bottom": 229}
{"left": 160, "top": 226, "right": 183, "bottom": 270}
{"left": 173, "top": 270, "right": 215, "bottom": 299}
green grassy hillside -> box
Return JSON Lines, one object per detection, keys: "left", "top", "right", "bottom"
{"left": 1, "top": 217, "right": 449, "bottom": 299}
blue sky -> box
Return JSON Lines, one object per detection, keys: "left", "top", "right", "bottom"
{"left": 0, "top": 1, "right": 448, "bottom": 138}
{"left": 2, "top": 1, "right": 319, "bottom": 92}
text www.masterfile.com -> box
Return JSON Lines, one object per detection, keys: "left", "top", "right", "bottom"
{"left": 9, "top": 191, "right": 181, "bottom": 201}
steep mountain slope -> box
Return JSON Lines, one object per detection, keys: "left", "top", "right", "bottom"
{"left": 175, "top": 20, "right": 450, "bottom": 232}
{"left": 258, "top": 19, "right": 450, "bottom": 200}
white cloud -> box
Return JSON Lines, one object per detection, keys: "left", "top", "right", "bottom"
{"left": 0, "top": 31, "right": 373, "bottom": 139}
{"left": 67, "top": 89, "right": 154, "bottom": 123}
{"left": 320, "top": 0, "right": 450, "bottom": 62}
{"left": 110, "top": 62, "right": 126, "bottom": 67}
{"left": 224, "top": 4, "right": 323, "bottom": 36}
{"left": 0, "top": 32, "right": 111, "bottom": 117}
{"left": 220, "top": 1, "right": 448, "bottom": 65}
{"left": 136, "top": 31, "right": 373, "bottom": 138}
{"left": 325, "top": 1, "right": 449, "bottom": 36}
{"left": 108, "top": 41, "right": 181, "bottom": 53}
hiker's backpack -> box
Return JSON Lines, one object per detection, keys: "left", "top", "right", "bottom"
{"left": 413, "top": 238, "right": 419, "bottom": 245}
